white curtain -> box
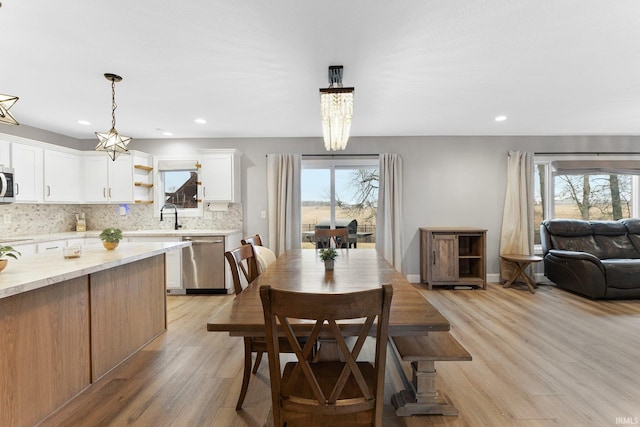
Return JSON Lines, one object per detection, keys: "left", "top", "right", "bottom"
{"left": 499, "top": 151, "right": 534, "bottom": 281}
{"left": 267, "top": 154, "right": 301, "bottom": 257}
{"left": 376, "top": 153, "right": 404, "bottom": 272}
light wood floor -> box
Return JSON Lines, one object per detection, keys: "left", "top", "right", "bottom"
{"left": 41, "top": 282, "right": 640, "bottom": 427}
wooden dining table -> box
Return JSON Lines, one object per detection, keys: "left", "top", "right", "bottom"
{"left": 206, "top": 248, "right": 452, "bottom": 415}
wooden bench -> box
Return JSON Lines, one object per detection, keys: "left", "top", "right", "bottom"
{"left": 390, "top": 333, "right": 472, "bottom": 416}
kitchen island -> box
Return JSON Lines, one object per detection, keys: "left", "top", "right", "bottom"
{"left": 0, "top": 242, "right": 189, "bottom": 427}
{"left": 1, "top": 228, "right": 243, "bottom": 293}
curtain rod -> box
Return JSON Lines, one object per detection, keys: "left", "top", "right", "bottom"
{"left": 265, "top": 154, "right": 380, "bottom": 158}
{"left": 302, "top": 153, "right": 379, "bottom": 157}
{"left": 535, "top": 152, "right": 640, "bottom": 155}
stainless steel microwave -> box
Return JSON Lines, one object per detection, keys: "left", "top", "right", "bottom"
{"left": 0, "top": 166, "right": 15, "bottom": 203}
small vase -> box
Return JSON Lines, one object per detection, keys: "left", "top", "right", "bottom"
{"left": 103, "top": 241, "right": 119, "bottom": 251}
{"left": 0, "top": 259, "right": 8, "bottom": 273}
{"left": 324, "top": 260, "right": 334, "bottom": 270}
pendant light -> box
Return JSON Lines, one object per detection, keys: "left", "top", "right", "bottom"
{"left": 319, "top": 66, "right": 354, "bottom": 151}
{"left": 0, "top": 93, "right": 19, "bottom": 125}
{"left": 95, "top": 73, "right": 132, "bottom": 161}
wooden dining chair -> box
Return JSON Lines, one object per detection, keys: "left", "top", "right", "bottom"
{"left": 225, "top": 244, "right": 310, "bottom": 411}
{"left": 225, "top": 244, "right": 259, "bottom": 295}
{"left": 241, "top": 233, "right": 263, "bottom": 247}
{"left": 314, "top": 227, "right": 349, "bottom": 250}
{"left": 242, "top": 233, "right": 276, "bottom": 273}
{"left": 224, "top": 244, "right": 262, "bottom": 410}
{"left": 260, "top": 284, "right": 393, "bottom": 427}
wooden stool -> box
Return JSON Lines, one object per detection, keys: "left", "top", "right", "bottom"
{"left": 501, "top": 254, "right": 543, "bottom": 294}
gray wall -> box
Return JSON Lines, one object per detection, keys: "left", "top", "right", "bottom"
{"left": 3, "top": 124, "right": 640, "bottom": 279}
{"left": 128, "top": 134, "right": 640, "bottom": 279}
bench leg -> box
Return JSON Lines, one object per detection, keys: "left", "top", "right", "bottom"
{"left": 391, "top": 359, "right": 460, "bottom": 416}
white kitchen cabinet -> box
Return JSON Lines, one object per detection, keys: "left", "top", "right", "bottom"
{"left": 127, "top": 236, "right": 183, "bottom": 293}
{"left": 0, "top": 140, "right": 10, "bottom": 166}
{"left": 44, "top": 149, "right": 81, "bottom": 203}
{"left": 12, "top": 242, "right": 37, "bottom": 256}
{"left": 200, "top": 149, "right": 241, "bottom": 202}
{"left": 37, "top": 240, "right": 66, "bottom": 253}
{"left": 66, "top": 238, "right": 85, "bottom": 247}
{"left": 164, "top": 248, "right": 182, "bottom": 292}
{"left": 11, "top": 142, "right": 43, "bottom": 203}
{"left": 84, "top": 237, "right": 102, "bottom": 247}
{"left": 82, "top": 152, "right": 134, "bottom": 203}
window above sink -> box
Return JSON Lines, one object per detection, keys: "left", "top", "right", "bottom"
{"left": 154, "top": 156, "right": 203, "bottom": 218}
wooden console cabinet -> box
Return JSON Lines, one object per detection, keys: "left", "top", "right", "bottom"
{"left": 420, "top": 227, "right": 487, "bottom": 289}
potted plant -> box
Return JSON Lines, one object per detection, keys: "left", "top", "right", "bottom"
{"left": 0, "top": 245, "right": 21, "bottom": 272}
{"left": 99, "top": 228, "right": 123, "bottom": 250}
{"left": 319, "top": 247, "right": 338, "bottom": 270}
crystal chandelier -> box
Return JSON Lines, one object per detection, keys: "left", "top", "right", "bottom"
{"left": 95, "top": 73, "right": 132, "bottom": 161}
{"left": 0, "top": 93, "right": 19, "bottom": 125}
{"left": 319, "top": 66, "right": 354, "bottom": 151}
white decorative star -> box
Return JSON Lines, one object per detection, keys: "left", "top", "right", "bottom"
{"left": 95, "top": 128, "right": 132, "bottom": 161}
{"left": 0, "top": 94, "right": 19, "bottom": 125}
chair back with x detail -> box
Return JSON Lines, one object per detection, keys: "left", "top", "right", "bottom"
{"left": 315, "top": 227, "right": 349, "bottom": 250}
{"left": 260, "top": 284, "right": 393, "bottom": 427}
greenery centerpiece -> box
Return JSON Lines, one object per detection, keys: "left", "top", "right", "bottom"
{"left": 0, "top": 245, "right": 21, "bottom": 272}
{"left": 99, "top": 228, "right": 123, "bottom": 250}
{"left": 319, "top": 247, "right": 338, "bottom": 270}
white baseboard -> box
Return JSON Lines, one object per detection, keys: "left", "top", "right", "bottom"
{"left": 406, "top": 274, "right": 421, "bottom": 283}
{"left": 487, "top": 273, "right": 500, "bottom": 283}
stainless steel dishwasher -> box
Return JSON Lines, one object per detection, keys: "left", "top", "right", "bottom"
{"left": 182, "top": 236, "right": 226, "bottom": 293}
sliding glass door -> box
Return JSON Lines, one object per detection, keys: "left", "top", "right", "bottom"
{"left": 301, "top": 158, "right": 378, "bottom": 249}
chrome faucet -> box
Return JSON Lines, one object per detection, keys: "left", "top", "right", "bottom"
{"left": 160, "top": 203, "right": 182, "bottom": 230}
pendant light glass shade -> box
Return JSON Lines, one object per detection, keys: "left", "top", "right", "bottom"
{"left": 0, "top": 93, "right": 19, "bottom": 125}
{"left": 319, "top": 66, "right": 354, "bottom": 151}
{"left": 95, "top": 73, "right": 132, "bottom": 161}
{"left": 320, "top": 88, "right": 354, "bottom": 151}
{"left": 95, "top": 128, "right": 133, "bottom": 161}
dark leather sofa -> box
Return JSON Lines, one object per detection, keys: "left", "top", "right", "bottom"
{"left": 540, "top": 219, "right": 640, "bottom": 299}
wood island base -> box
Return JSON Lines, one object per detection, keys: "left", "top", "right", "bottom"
{"left": 0, "top": 250, "right": 169, "bottom": 427}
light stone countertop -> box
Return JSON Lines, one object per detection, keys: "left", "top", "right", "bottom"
{"left": 0, "top": 229, "right": 242, "bottom": 246}
{"left": 0, "top": 241, "right": 190, "bottom": 300}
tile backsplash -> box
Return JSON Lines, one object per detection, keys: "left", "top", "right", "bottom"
{"left": 0, "top": 203, "right": 243, "bottom": 237}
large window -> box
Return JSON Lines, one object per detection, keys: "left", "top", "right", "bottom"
{"left": 301, "top": 157, "right": 378, "bottom": 249}
{"left": 534, "top": 155, "right": 640, "bottom": 244}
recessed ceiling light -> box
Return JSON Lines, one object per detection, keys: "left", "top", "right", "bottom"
{"left": 77, "top": 120, "right": 91, "bottom": 125}
{"left": 494, "top": 115, "right": 507, "bottom": 122}
{"left": 194, "top": 118, "right": 207, "bottom": 124}
{"left": 162, "top": 131, "right": 173, "bottom": 136}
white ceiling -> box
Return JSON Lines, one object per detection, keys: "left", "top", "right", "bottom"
{"left": 1, "top": 0, "right": 640, "bottom": 140}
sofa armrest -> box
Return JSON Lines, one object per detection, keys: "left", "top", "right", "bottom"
{"left": 544, "top": 249, "right": 607, "bottom": 298}
{"left": 547, "top": 249, "right": 602, "bottom": 264}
